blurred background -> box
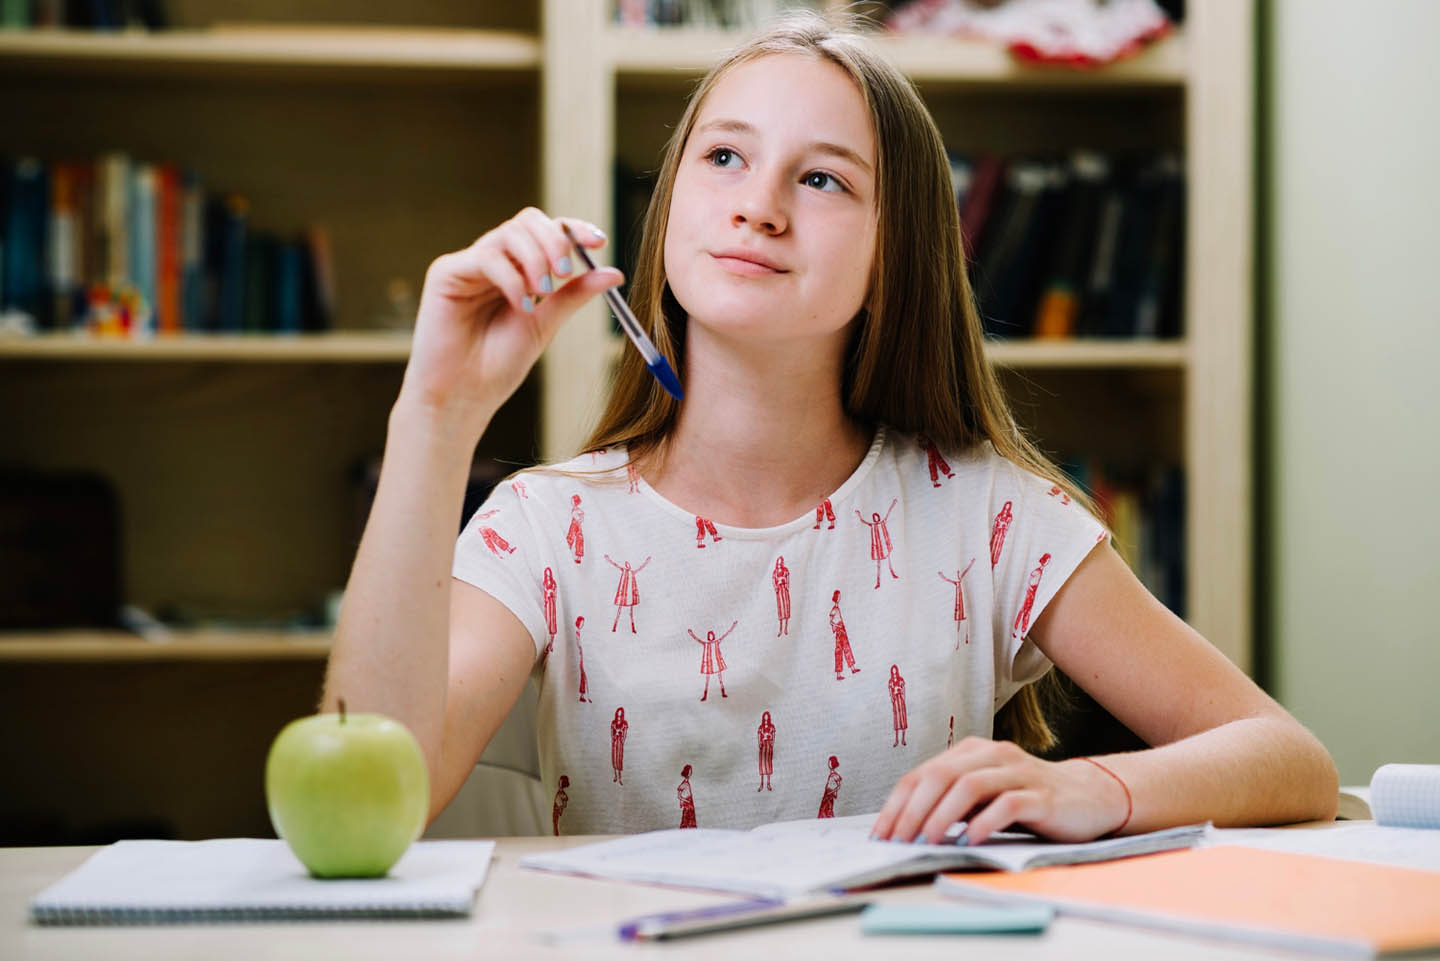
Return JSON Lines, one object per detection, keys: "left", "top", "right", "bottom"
{"left": 0, "top": 0, "right": 1434, "bottom": 844}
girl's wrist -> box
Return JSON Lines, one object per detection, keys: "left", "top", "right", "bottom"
{"left": 1072, "top": 756, "right": 1133, "bottom": 838}
{"left": 389, "top": 392, "right": 494, "bottom": 452}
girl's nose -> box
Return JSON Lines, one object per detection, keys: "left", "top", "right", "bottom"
{"left": 730, "top": 172, "right": 788, "bottom": 234}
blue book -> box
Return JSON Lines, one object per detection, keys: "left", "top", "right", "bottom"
{"left": 2, "top": 158, "right": 48, "bottom": 326}
{"left": 272, "top": 239, "right": 304, "bottom": 333}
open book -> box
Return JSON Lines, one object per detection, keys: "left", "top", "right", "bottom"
{"left": 520, "top": 814, "right": 1207, "bottom": 900}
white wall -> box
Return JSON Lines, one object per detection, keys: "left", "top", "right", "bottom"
{"left": 1267, "top": 0, "right": 1440, "bottom": 784}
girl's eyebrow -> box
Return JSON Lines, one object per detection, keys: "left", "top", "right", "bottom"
{"left": 695, "top": 118, "right": 873, "bottom": 176}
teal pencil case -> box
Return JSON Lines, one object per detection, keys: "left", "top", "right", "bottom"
{"left": 860, "top": 903, "right": 1054, "bottom": 936}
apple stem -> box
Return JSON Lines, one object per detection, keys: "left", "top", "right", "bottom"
{"left": 339, "top": 697, "right": 347, "bottom": 724}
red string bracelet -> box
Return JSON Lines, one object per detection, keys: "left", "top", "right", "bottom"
{"left": 1079, "top": 756, "right": 1132, "bottom": 838}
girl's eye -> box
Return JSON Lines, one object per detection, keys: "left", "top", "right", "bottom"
{"left": 704, "top": 147, "right": 742, "bottom": 169}
{"left": 803, "top": 171, "right": 845, "bottom": 193}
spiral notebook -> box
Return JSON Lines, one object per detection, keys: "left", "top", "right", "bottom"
{"left": 29, "top": 838, "right": 496, "bottom": 925}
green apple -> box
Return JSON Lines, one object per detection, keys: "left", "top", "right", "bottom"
{"left": 265, "top": 698, "right": 430, "bottom": 878}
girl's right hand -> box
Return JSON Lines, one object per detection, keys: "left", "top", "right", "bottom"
{"left": 397, "top": 207, "right": 625, "bottom": 435}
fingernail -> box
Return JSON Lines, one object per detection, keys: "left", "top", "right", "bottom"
{"left": 540, "top": 274, "right": 553, "bottom": 294}
{"left": 521, "top": 295, "right": 534, "bottom": 313}
{"left": 557, "top": 256, "right": 573, "bottom": 276}
{"left": 591, "top": 228, "right": 607, "bottom": 242}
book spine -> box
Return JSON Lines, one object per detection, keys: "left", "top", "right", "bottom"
{"left": 155, "top": 164, "right": 181, "bottom": 334}
{"left": 180, "top": 170, "right": 205, "bottom": 330}
{"left": 129, "top": 163, "right": 157, "bottom": 335}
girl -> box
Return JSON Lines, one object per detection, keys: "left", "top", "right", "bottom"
{"left": 322, "top": 11, "right": 1336, "bottom": 845}
{"left": 818, "top": 756, "right": 842, "bottom": 818}
{"left": 757, "top": 711, "right": 776, "bottom": 791}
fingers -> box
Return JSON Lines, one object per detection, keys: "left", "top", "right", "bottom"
{"left": 917, "top": 766, "right": 1027, "bottom": 844}
{"left": 870, "top": 737, "right": 1027, "bottom": 844}
{"left": 964, "top": 790, "right": 1046, "bottom": 846}
{"left": 429, "top": 208, "right": 609, "bottom": 317}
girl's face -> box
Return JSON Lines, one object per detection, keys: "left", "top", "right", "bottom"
{"left": 664, "top": 53, "right": 878, "bottom": 347}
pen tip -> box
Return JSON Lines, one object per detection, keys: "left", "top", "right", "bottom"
{"left": 650, "top": 356, "right": 684, "bottom": 401}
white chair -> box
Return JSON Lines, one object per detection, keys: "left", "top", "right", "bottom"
{"left": 423, "top": 680, "right": 548, "bottom": 838}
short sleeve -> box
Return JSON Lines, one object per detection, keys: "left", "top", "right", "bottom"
{"left": 451, "top": 478, "right": 549, "bottom": 659}
{"left": 990, "top": 464, "right": 1111, "bottom": 695}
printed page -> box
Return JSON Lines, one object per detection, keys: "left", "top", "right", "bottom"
{"left": 753, "top": 814, "right": 1207, "bottom": 872}
{"left": 520, "top": 826, "right": 941, "bottom": 898}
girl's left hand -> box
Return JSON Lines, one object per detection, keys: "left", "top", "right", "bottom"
{"left": 869, "top": 737, "right": 1130, "bottom": 845}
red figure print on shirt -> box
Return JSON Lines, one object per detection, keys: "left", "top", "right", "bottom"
{"left": 817, "top": 756, "right": 841, "bottom": 818}
{"left": 889, "top": 664, "right": 908, "bottom": 747}
{"left": 575, "top": 615, "right": 592, "bottom": 702}
{"left": 938, "top": 558, "right": 977, "bottom": 648}
{"left": 689, "top": 620, "right": 736, "bottom": 701}
{"left": 1012, "top": 553, "right": 1052, "bottom": 641}
{"left": 990, "top": 501, "right": 1013, "bottom": 568}
{"left": 829, "top": 590, "right": 860, "bottom": 679}
{"left": 472, "top": 509, "right": 516, "bottom": 557}
{"left": 565, "top": 494, "right": 585, "bottom": 564}
{"left": 947, "top": 715, "right": 955, "bottom": 749}
{"left": 695, "top": 515, "right": 723, "bottom": 548}
{"left": 918, "top": 434, "right": 955, "bottom": 488}
{"left": 1048, "top": 484, "right": 1072, "bottom": 505}
{"left": 552, "top": 775, "right": 569, "bottom": 836}
{"left": 757, "top": 711, "right": 776, "bottom": 791}
{"left": 856, "top": 498, "right": 900, "bottom": 589}
{"left": 510, "top": 478, "right": 529, "bottom": 499}
{"left": 677, "top": 765, "right": 697, "bottom": 828}
{"left": 813, "top": 498, "right": 836, "bottom": 530}
{"left": 542, "top": 567, "right": 558, "bottom": 654}
{"left": 772, "top": 556, "right": 791, "bottom": 636}
{"left": 626, "top": 462, "right": 639, "bottom": 494}
{"left": 610, "top": 707, "right": 628, "bottom": 785}
{"left": 605, "top": 554, "right": 651, "bottom": 633}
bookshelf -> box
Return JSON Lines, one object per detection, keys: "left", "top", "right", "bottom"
{"left": 0, "top": 0, "right": 1253, "bottom": 843}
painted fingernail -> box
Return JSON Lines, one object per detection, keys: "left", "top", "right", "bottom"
{"left": 591, "top": 228, "right": 607, "bottom": 242}
{"left": 521, "top": 295, "right": 534, "bottom": 313}
{"left": 540, "top": 274, "right": 553, "bottom": 294}
{"left": 556, "top": 256, "right": 573, "bottom": 276}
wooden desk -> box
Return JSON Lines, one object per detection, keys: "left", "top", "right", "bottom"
{"left": 0, "top": 826, "right": 1367, "bottom": 960}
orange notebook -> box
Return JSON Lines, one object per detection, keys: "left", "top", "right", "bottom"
{"left": 938, "top": 845, "right": 1440, "bottom": 958}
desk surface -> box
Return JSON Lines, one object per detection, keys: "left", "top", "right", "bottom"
{"left": 0, "top": 825, "right": 1381, "bottom": 960}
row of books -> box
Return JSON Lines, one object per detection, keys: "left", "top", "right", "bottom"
{"left": 1, "top": 0, "right": 167, "bottom": 29}
{"left": 614, "top": 0, "right": 828, "bottom": 28}
{"left": 1062, "top": 457, "right": 1185, "bottom": 616}
{"left": 960, "top": 150, "right": 1184, "bottom": 340}
{"left": 0, "top": 154, "right": 335, "bottom": 336}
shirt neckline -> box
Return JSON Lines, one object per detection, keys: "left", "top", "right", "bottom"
{"left": 630, "top": 425, "right": 889, "bottom": 539}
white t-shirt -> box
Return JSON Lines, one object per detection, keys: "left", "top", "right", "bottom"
{"left": 452, "top": 425, "right": 1109, "bottom": 835}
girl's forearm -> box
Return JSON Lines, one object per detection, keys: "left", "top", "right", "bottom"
{"left": 1082, "top": 716, "right": 1339, "bottom": 833}
{"left": 320, "top": 400, "right": 489, "bottom": 779}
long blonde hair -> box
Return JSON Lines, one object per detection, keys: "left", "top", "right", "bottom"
{"left": 581, "top": 10, "right": 1103, "bottom": 754}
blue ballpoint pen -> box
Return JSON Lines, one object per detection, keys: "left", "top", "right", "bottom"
{"left": 561, "top": 223, "right": 684, "bottom": 401}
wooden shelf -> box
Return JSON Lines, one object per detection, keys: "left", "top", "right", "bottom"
{"left": 0, "top": 629, "right": 333, "bottom": 662}
{"left": 0, "top": 25, "right": 541, "bottom": 75}
{"left": 984, "top": 339, "right": 1188, "bottom": 369}
{"left": 608, "top": 25, "right": 1186, "bottom": 88}
{"left": 0, "top": 330, "right": 412, "bottom": 362}
{"left": 603, "top": 334, "right": 1187, "bottom": 371}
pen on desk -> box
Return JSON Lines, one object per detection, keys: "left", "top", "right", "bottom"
{"left": 560, "top": 222, "right": 684, "bottom": 401}
{"left": 618, "top": 894, "right": 872, "bottom": 941}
